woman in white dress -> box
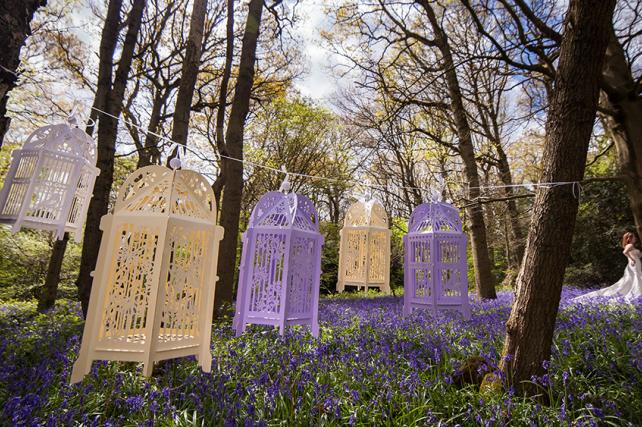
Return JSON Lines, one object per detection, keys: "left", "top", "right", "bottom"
{"left": 574, "top": 232, "right": 642, "bottom": 303}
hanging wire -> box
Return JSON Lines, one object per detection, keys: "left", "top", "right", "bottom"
{"left": 89, "top": 106, "right": 586, "bottom": 196}
{"left": 0, "top": 60, "right": 587, "bottom": 198}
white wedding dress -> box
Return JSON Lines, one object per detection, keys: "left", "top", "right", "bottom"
{"left": 574, "top": 247, "right": 642, "bottom": 303}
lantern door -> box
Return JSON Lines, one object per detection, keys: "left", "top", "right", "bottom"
{"left": 285, "top": 230, "right": 321, "bottom": 336}
{"left": 94, "top": 216, "right": 167, "bottom": 354}
{"left": 404, "top": 234, "right": 435, "bottom": 304}
{"left": 367, "top": 229, "right": 389, "bottom": 285}
{"left": 25, "top": 152, "right": 82, "bottom": 232}
{"left": 67, "top": 164, "right": 99, "bottom": 240}
{"left": 242, "top": 229, "right": 290, "bottom": 324}
{"left": 434, "top": 234, "right": 467, "bottom": 305}
{"left": 154, "top": 218, "right": 221, "bottom": 362}
{"left": 341, "top": 228, "right": 368, "bottom": 285}
{"left": 0, "top": 151, "right": 40, "bottom": 221}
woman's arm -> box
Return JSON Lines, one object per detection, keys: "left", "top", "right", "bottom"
{"left": 623, "top": 244, "right": 637, "bottom": 265}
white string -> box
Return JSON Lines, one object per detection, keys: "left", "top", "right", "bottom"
{"left": 0, "top": 60, "right": 587, "bottom": 198}
{"left": 90, "top": 106, "right": 587, "bottom": 196}
{"left": 572, "top": 181, "right": 583, "bottom": 199}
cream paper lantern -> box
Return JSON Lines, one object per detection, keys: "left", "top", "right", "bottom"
{"left": 0, "top": 118, "right": 99, "bottom": 241}
{"left": 71, "top": 165, "right": 224, "bottom": 383}
{"left": 337, "top": 198, "right": 391, "bottom": 294}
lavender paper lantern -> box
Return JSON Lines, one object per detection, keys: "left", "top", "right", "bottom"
{"left": 403, "top": 202, "right": 471, "bottom": 319}
{"left": 234, "top": 190, "right": 324, "bottom": 337}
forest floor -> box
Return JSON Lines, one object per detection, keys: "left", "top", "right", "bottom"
{"left": 0, "top": 288, "right": 640, "bottom": 426}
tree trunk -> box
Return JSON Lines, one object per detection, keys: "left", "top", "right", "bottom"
{"left": 0, "top": 0, "right": 47, "bottom": 146}
{"left": 41, "top": 0, "right": 124, "bottom": 315}
{"left": 170, "top": 0, "right": 207, "bottom": 148}
{"left": 420, "top": 0, "right": 496, "bottom": 298}
{"left": 137, "top": 86, "right": 168, "bottom": 167}
{"left": 600, "top": 31, "right": 642, "bottom": 241}
{"left": 38, "top": 232, "right": 69, "bottom": 312}
{"left": 212, "top": 0, "right": 235, "bottom": 206}
{"left": 495, "top": 144, "right": 524, "bottom": 286}
{"left": 499, "top": 0, "right": 615, "bottom": 395}
{"left": 214, "top": 0, "right": 264, "bottom": 318}
{"left": 76, "top": 0, "right": 146, "bottom": 317}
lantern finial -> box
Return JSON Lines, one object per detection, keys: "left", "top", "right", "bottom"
{"left": 67, "top": 103, "right": 80, "bottom": 127}
{"left": 278, "top": 165, "right": 291, "bottom": 193}
{"left": 431, "top": 176, "right": 445, "bottom": 202}
{"left": 168, "top": 144, "right": 184, "bottom": 170}
{"left": 169, "top": 157, "right": 182, "bottom": 170}
{"left": 363, "top": 179, "right": 372, "bottom": 202}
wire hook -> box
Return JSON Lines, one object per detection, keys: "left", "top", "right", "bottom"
{"left": 279, "top": 165, "right": 291, "bottom": 193}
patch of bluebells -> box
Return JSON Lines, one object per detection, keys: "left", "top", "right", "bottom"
{"left": 0, "top": 288, "right": 640, "bottom": 425}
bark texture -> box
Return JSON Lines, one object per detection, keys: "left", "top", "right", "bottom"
{"left": 496, "top": 144, "right": 524, "bottom": 286}
{"left": 215, "top": 0, "right": 264, "bottom": 317}
{"left": 470, "top": 72, "right": 524, "bottom": 274}
{"left": 76, "top": 0, "right": 147, "bottom": 317}
{"left": 601, "top": 31, "right": 642, "bottom": 241}
{"left": 0, "top": 0, "right": 47, "bottom": 146}
{"left": 136, "top": 86, "right": 169, "bottom": 167}
{"left": 170, "top": 0, "right": 207, "bottom": 148}
{"left": 38, "top": 233, "right": 69, "bottom": 312}
{"left": 499, "top": 0, "right": 616, "bottom": 394}
{"left": 420, "top": 0, "right": 496, "bottom": 298}
{"left": 486, "top": 123, "right": 524, "bottom": 274}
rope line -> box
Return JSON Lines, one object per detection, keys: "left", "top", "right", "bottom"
{"left": 0, "top": 59, "right": 585, "bottom": 200}
{"left": 89, "top": 106, "right": 582, "bottom": 197}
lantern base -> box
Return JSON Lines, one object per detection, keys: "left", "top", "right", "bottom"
{"left": 0, "top": 216, "right": 82, "bottom": 241}
{"left": 70, "top": 333, "right": 212, "bottom": 384}
{"left": 403, "top": 300, "right": 471, "bottom": 320}
{"left": 235, "top": 314, "right": 319, "bottom": 337}
{"left": 337, "top": 280, "right": 391, "bottom": 294}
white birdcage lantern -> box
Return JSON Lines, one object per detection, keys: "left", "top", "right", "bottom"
{"left": 0, "top": 117, "right": 99, "bottom": 241}
{"left": 337, "top": 198, "right": 391, "bottom": 294}
{"left": 71, "top": 165, "right": 224, "bottom": 383}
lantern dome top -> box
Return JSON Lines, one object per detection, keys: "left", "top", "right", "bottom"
{"left": 23, "top": 123, "right": 96, "bottom": 164}
{"left": 114, "top": 165, "right": 216, "bottom": 221}
{"left": 344, "top": 198, "right": 388, "bottom": 228}
{"left": 408, "top": 201, "right": 462, "bottom": 233}
{"left": 248, "top": 191, "right": 319, "bottom": 232}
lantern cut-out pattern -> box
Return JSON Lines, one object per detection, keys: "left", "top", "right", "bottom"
{"left": 233, "top": 191, "right": 324, "bottom": 337}
{"left": 403, "top": 202, "right": 470, "bottom": 319}
{"left": 71, "top": 165, "right": 224, "bottom": 383}
{"left": 0, "top": 121, "right": 99, "bottom": 241}
{"left": 337, "top": 198, "right": 391, "bottom": 294}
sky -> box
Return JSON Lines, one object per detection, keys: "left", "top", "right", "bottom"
{"left": 292, "top": 2, "right": 340, "bottom": 102}
{"left": 67, "top": 0, "right": 342, "bottom": 105}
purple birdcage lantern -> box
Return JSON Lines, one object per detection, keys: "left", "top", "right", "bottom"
{"left": 403, "top": 201, "right": 471, "bottom": 319}
{"left": 234, "top": 179, "right": 324, "bottom": 337}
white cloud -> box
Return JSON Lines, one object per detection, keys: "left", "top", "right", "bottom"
{"left": 293, "top": 1, "right": 350, "bottom": 104}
